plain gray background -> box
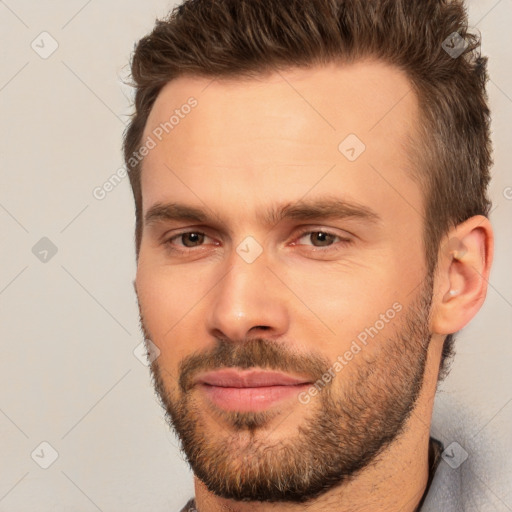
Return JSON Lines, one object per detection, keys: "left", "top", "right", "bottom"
{"left": 0, "top": 1, "right": 511, "bottom": 510}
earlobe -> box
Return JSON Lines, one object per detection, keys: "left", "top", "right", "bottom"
{"left": 431, "top": 215, "right": 494, "bottom": 335}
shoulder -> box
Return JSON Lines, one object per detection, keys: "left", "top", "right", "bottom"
{"left": 178, "top": 498, "right": 197, "bottom": 512}
{"left": 421, "top": 392, "right": 508, "bottom": 511}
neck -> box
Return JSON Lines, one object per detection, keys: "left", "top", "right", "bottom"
{"left": 193, "top": 338, "right": 443, "bottom": 512}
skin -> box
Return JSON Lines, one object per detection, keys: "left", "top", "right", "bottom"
{"left": 134, "top": 60, "right": 493, "bottom": 511}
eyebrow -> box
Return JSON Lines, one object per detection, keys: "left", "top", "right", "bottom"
{"left": 144, "top": 197, "right": 382, "bottom": 228}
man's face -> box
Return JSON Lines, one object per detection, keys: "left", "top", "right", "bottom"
{"left": 135, "top": 61, "right": 434, "bottom": 502}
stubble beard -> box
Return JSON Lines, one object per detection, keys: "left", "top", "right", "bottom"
{"left": 138, "top": 276, "right": 433, "bottom": 503}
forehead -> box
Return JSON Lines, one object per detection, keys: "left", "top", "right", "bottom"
{"left": 140, "top": 60, "right": 422, "bottom": 225}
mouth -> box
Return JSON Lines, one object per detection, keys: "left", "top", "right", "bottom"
{"left": 194, "top": 369, "right": 312, "bottom": 412}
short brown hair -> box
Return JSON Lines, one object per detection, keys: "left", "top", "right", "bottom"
{"left": 123, "top": 0, "right": 492, "bottom": 380}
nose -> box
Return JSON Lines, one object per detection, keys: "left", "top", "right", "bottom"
{"left": 206, "top": 247, "right": 290, "bottom": 342}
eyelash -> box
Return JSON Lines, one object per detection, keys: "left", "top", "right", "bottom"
{"left": 165, "top": 231, "right": 216, "bottom": 251}
{"left": 294, "top": 229, "right": 353, "bottom": 249}
{"left": 164, "top": 229, "right": 353, "bottom": 252}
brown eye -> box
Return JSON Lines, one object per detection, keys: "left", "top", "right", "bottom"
{"left": 293, "top": 229, "right": 352, "bottom": 252}
{"left": 309, "top": 232, "right": 337, "bottom": 247}
{"left": 180, "top": 232, "right": 205, "bottom": 247}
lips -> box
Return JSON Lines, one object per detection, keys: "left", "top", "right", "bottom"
{"left": 195, "top": 369, "right": 312, "bottom": 388}
{"left": 194, "top": 369, "right": 313, "bottom": 412}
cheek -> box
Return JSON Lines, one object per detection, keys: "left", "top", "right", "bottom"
{"left": 282, "top": 259, "right": 400, "bottom": 351}
{"left": 136, "top": 262, "right": 210, "bottom": 363}
{"left": 137, "top": 255, "right": 210, "bottom": 318}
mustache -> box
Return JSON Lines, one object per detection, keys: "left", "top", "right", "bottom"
{"left": 178, "top": 337, "right": 331, "bottom": 393}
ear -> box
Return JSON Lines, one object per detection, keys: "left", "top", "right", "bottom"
{"left": 430, "top": 215, "right": 494, "bottom": 335}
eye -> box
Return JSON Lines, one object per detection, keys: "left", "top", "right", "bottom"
{"left": 168, "top": 231, "right": 211, "bottom": 248}
{"left": 294, "top": 230, "right": 351, "bottom": 248}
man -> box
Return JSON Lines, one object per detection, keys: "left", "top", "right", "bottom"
{"left": 123, "top": 0, "right": 494, "bottom": 510}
